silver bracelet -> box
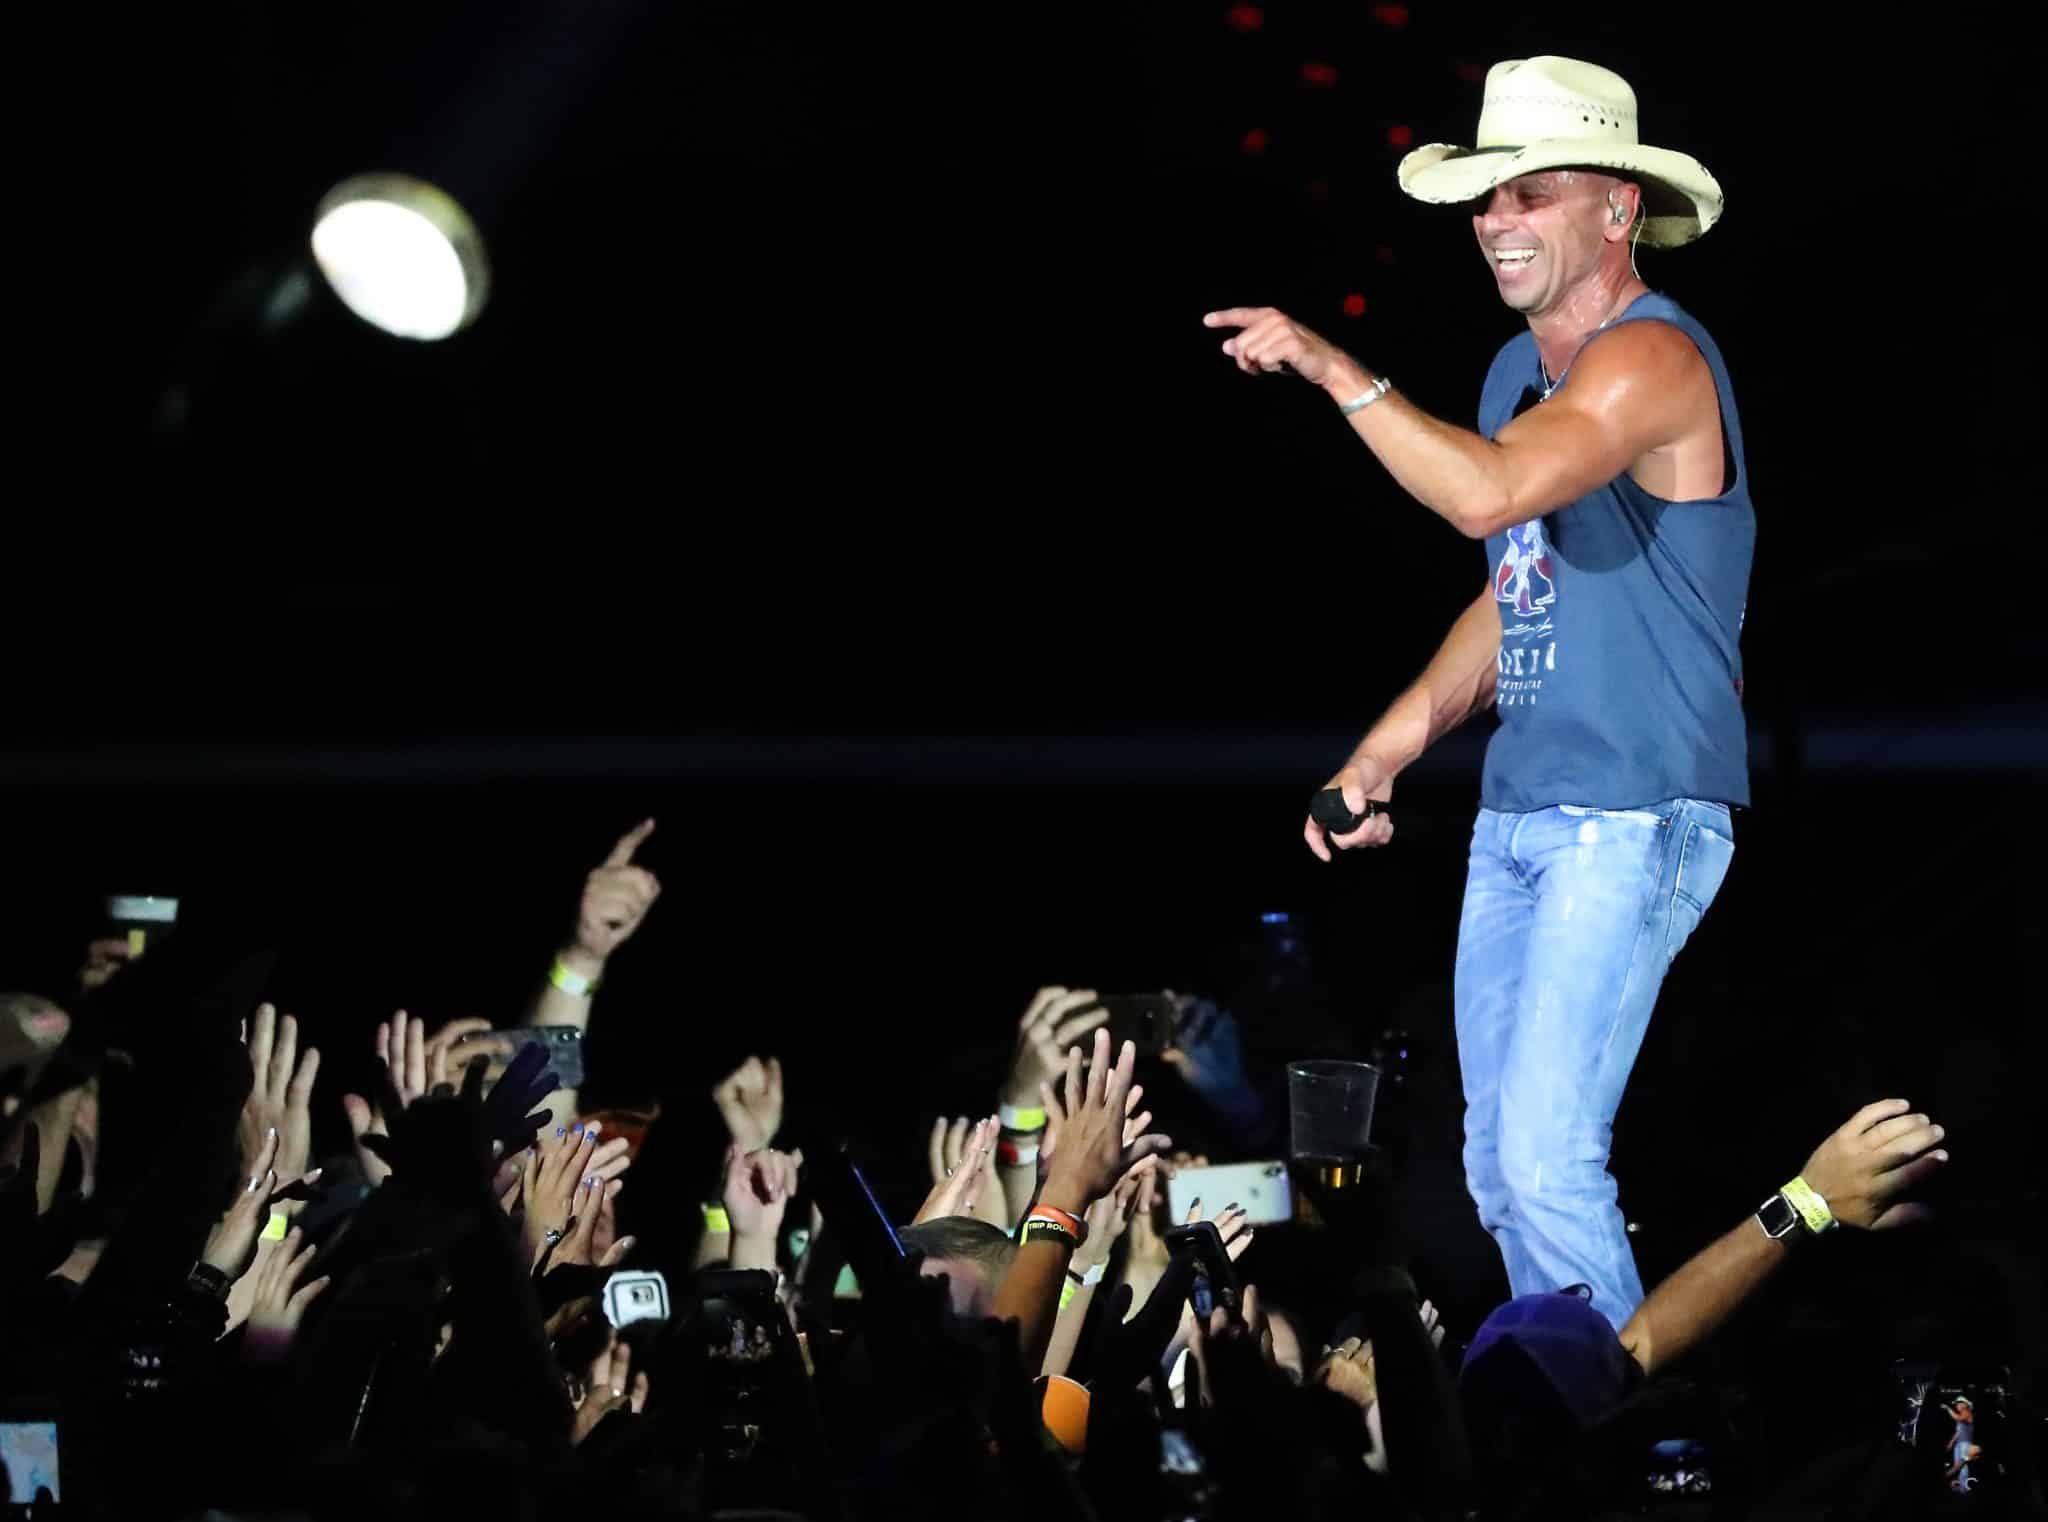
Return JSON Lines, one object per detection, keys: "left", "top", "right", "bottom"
{"left": 1339, "top": 376, "right": 1392, "bottom": 415}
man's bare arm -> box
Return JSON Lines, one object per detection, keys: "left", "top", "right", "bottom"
{"left": 1618, "top": 1099, "right": 1947, "bottom": 1378}
{"left": 1326, "top": 323, "right": 1711, "bottom": 539}
{"left": 1358, "top": 582, "right": 1503, "bottom": 773}
{"left": 1310, "top": 582, "right": 1501, "bottom": 859}
{"left": 523, "top": 820, "right": 661, "bottom": 1116}
{"left": 1205, "top": 306, "right": 1710, "bottom": 541}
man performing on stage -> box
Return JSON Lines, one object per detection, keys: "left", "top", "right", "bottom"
{"left": 1205, "top": 57, "right": 1754, "bottom": 1327}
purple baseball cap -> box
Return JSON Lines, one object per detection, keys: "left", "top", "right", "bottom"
{"left": 1458, "top": 1287, "right": 1640, "bottom": 1430}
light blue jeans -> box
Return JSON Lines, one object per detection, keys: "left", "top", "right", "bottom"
{"left": 1453, "top": 798, "right": 1735, "bottom": 1328}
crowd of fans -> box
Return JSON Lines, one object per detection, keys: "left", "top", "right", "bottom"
{"left": 2, "top": 818, "right": 2035, "bottom": 1520}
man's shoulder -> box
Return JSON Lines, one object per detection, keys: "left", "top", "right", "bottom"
{"left": 1575, "top": 316, "right": 1714, "bottom": 395}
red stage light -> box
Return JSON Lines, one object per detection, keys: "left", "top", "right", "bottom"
{"left": 1241, "top": 127, "right": 1270, "bottom": 154}
{"left": 1300, "top": 61, "right": 1339, "bottom": 87}
{"left": 1371, "top": 2, "right": 1409, "bottom": 25}
{"left": 1455, "top": 61, "right": 1486, "bottom": 83}
{"left": 1386, "top": 124, "right": 1413, "bottom": 148}
{"left": 1225, "top": 3, "right": 1264, "bottom": 31}
{"left": 1342, "top": 293, "right": 1367, "bottom": 318}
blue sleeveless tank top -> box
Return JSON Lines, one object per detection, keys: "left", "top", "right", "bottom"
{"left": 1476, "top": 291, "right": 1754, "bottom": 812}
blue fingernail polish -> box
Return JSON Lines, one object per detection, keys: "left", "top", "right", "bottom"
{"left": 555, "top": 1126, "right": 567, "bottom": 1138}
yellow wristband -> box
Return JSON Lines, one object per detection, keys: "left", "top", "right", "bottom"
{"left": 1058, "top": 1279, "right": 1077, "bottom": 1311}
{"left": 1779, "top": 1176, "right": 1837, "bottom": 1235}
{"left": 999, "top": 1104, "right": 1047, "bottom": 1132}
{"left": 549, "top": 959, "right": 600, "bottom": 997}
{"left": 701, "top": 1204, "right": 731, "bottom": 1235}
{"left": 261, "top": 1209, "right": 290, "bottom": 1243}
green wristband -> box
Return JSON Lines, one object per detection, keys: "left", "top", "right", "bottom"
{"left": 1779, "top": 1176, "right": 1837, "bottom": 1235}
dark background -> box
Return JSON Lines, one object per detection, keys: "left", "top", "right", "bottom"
{"left": 8, "top": 0, "right": 2041, "bottom": 1406}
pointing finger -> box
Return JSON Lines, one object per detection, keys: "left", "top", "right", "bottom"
{"left": 605, "top": 818, "right": 657, "bottom": 867}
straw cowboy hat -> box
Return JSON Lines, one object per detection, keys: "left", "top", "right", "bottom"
{"left": 1397, "top": 56, "right": 1722, "bottom": 247}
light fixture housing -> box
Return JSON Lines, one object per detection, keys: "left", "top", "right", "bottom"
{"left": 309, "top": 173, "right": 490, "bottom": 341}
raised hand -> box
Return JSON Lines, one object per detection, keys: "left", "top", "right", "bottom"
{"left": 712, "top": 1055, "right": 784, "bottom": 1153}
{"left": 519, "top": 1122, "right": 604, "bottom": 1273}
{"left": 927, "top": 1115, "right": 1008, "bottom": 1231}
{"left": 585, "top": 1176, "right": 635, "bottom": 1269}
{"left": 552, "top": 1176, "right": 632, "bottom": 1272}
{"left": 1203, "top": 305, "right": 1354, "bottom": 386}
{"left": 1073, "top": 1158, "right": 1154, "bottom": 1276}
{"left": 200, "top": 1128, "right": 321, "bottom": 1283}
{"left": 1315, "top": 1334, "right": 1378, "bottom": 1409}
{"left": 570, "top": 1330, "right": 650, "bottom": 1443}
{"left": 344, "top": 1013, "right": 555, "bottom": 1187}
{"left": 477, "top": 1039, "right": 561, "bottom": 1157}
{"left": 243, "top": 1226, "right": 331, "bottom": 1360}
{"left": 724, "top": 1144, "right": 803, "bottom": 1272}
{"left": 914, "top": 1116, "right": 998, "bottom": 1225}
{"left": 1038, "top": 1029, "right": 1173, "bottom": 1217}
{"left": 1418, "top": 1297, "right": 1445, "bottom": 1351}
{"left": 238, "top": 1003, "right": 320, "bottom": 1180}
{"left": 358, "top": 1043, "right": 548, "bottom": 1207}
{"left": 77, "top": 936, "right": 136, "bottom": 993}
{"left": 1041, "top": 1064, "right": 1150, "bottom": 1169}
{"left": 1003, "top": 987, "right": 1107, "bottom": 1109}
{"left": 1797, "top": 1098, "right": 1948, "bottom": 1230}
{"left": 340, "top": 1011, "right": 426, "bottom": 1186}
{"left": 566, "top": 820, "right": 661, "bottom": 971}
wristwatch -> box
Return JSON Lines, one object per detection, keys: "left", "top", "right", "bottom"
{"left": 186, "top": 1261, "right": 234, "bottom": 1301}
{"left": 1754, "top": 1191, "right": 1800, "bottom": 1241}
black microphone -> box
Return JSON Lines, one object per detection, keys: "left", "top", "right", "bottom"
{"left": 1310, "top": 788, "right": 1382, "bottom": 835}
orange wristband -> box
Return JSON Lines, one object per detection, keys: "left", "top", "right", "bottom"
{"left": 1025, "top": 1203, "right": 1088, "bottom": 1246}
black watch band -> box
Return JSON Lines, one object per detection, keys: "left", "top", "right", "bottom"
{"left": 1754, "top": 1191, "right": 1800, "bottom": 1242}
{"left": 186, "top": 1261, "right": 234, "bottom": 1301}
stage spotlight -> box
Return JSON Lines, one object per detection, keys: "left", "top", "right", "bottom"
{"left": 310, "top": 173, "right": 489, "bottom": 340}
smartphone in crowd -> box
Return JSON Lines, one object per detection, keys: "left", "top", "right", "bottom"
{"left": 1098, "top": 993, "right": 1176, "bottom": 1057}
{"left": 1166, "top": 1161, "right": 1295, "bottom": 1227}
{"left": 1163, "top": 1219, "right": 1241, "bottom": 1320}
{"left": 0, "top": 1418, "right": 60, "bottom": 1506}
{"left": 1893, "top": 1360, "right": 2012, "bottom": 1500}
{"left": 603, "top": 1270, "right": 670, "bottom": 1329}
{"left": 104, "top": 894, "right": 178, "bottom": 959}
{"left": 468, "top": 1026, "right": 586, "bottom": 1090}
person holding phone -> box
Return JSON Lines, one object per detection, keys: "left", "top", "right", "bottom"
{"left": 1206, "top": 57, "right": 1753, "bottom": 1327}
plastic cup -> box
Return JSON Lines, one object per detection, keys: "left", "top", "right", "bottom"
{"left": 1287, "top": 1059, "right": 1380, "bottom": 1165}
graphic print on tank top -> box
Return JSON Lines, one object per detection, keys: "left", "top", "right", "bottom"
{"left": 1493, "top": 519, "right": 1557, "bottom": 706}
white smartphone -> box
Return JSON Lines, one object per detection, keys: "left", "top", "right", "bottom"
{"left": 602, "top": 1269, "right": 670, "bottom": 1329}
{"left": 1166, "top": 1160, "right": 1294, "bottom": 1227}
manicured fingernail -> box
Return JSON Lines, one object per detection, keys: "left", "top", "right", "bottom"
{"left": 1190, "top": 1197, "right": 1201, "bottom": 1210}
{"left": 306, "top": 1168, "right": 323, "bottom": 1181}
{"left": 1225, "top": 1202, "right": 1241, "bottom": 1213}
{"left": 556, "top": 1127, "right": 567, "bottom": 1138}
{"left": 1934, "top": 1150, "right": 1949, "bottom": 1161}
{"left": 571, "top": 1124, "right": 584, "bottom": 1134}
{"left": 247, "top": 1174, "right": 262, "bottom": 1192}
{"left": 267, "top": 1127, "right": 277, "bottom": 1139}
